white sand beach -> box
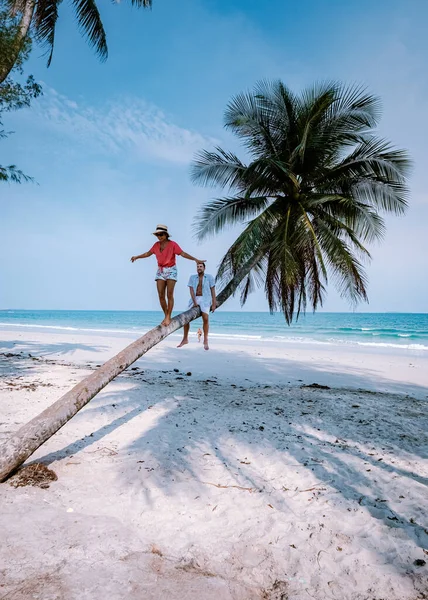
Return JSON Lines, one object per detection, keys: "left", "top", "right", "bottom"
{"left": 0, "top": 328, "right": 427, "bottom": 599}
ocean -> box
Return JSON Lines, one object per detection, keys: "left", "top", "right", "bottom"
{"left": 0, "top": 310, "right": 427, "bottom": 352}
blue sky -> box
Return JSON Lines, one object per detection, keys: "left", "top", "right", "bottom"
{"left": 1, "top": 0, "right": 427, "bottom": 312}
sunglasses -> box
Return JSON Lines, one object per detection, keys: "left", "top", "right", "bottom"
{"left": 155, "top": 233, "right": 166, "bottom": 237}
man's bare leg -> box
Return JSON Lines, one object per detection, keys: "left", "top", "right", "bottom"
{"left": 177, "top": 323, "right": 190, "bottom": 348}
{"left": 163, "top": 280, "right": 176, "bottom": 326}
{"left": 202, "top": 312, "right": 209, "bottom": 350}
{"left": 156, "top": 280, "right": 168, "bottom": 325}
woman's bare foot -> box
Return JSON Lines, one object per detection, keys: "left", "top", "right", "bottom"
{"left": 163, "top": 316, "right": 171, "bottom": 326}
{"left": 204, "top": 340, "right": 209, "bottom": 350}
{"left": 177, "top": 339, "right": 188, "bottom": 348}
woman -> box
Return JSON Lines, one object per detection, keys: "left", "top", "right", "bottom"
{"left": 131, "top": 224, "right": 205, "bottom": 326}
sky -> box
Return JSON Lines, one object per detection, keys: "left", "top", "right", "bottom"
{"left": 1, "top": 0, "right": 427, "bottom": 312}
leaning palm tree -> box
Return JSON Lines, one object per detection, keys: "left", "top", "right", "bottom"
{"left": 0, "top": 0, "right": 152, "bottom": 84}
{"left": 191, "top": 80, "right": 411, "bottom": 322}
{"left": 0, "top": 80, "right": 411, "bottom": 482}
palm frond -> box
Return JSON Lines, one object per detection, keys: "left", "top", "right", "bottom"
{"left": 215, "top": 209, "right": 276, "bottom": 289}
{"left": 0, "top": 164, "right": 33, "bottom": 183}
{"left": 127, "top": 0, "right": 152, "bottom": 6}
{"left": 71, "top": 0, "right": 108, "bottom": 61}
{"left": 311, "top": 195, "right": 385, "bottom": 244}
{"left": 314, "top": 218, "right": 369, "bottom": 304}
{"left": 33, "top": 0, "right": 59, "bottom": 66}
{"left": 328, "top": 83, "right": 381, "bottom": 130}
{"left": 190, "top": 147, "right": 247, "bottom": 190}
{"left": 224, "top": 89, "right": 279, "bottom": 157}
{"left": 194, "top": 195, "right": 270, "bottom": 241}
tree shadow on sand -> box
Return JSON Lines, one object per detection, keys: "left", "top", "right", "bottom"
{"left": 33, "top": 345, "right": 428, "bottom": 583}
{"left": 0, "top": 338, "right": 109, "bottom": 359}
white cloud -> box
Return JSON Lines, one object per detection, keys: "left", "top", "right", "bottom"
{"left": 32, "top": 88, "right": 218, "bottom": 165}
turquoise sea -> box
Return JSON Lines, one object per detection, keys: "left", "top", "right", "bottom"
{"left": 0, "top": 310, "right": 427, "bottom": 352}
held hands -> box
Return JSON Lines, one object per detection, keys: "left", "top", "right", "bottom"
{"left": 195, "top": 259, "right": 206, "bottom": 263}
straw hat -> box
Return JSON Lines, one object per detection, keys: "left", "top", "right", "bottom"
{"left": 152, "top": 224, "right": 169, "bottom": 236}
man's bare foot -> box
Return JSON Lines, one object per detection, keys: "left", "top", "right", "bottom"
{"left": 204, "top": 340, "right": 209, "bottom": 351}
{"left": 163, "top": 316, "right": 171, "bottom": 326}
{"left": 177, "top": 339, "right": 188, "bottom": 348}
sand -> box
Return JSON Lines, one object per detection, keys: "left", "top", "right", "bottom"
{"left": 0, "top": 328, "right": 427, "bottom": 599}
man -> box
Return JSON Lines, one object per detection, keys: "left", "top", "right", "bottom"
{"left": 177, "top": 262, "right": 216, "bottom": 351}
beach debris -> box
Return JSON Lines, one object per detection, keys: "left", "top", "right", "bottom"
{"left": 176, "top": 559, "right": 216, "bottom": 578}
{"left": 317, "top": 549, "right": 328, "bottom": 567}
{"left": 150, "top": 545, "right": 163, "bottom": 556}
{"left": 261, "top": 580, "right": 288, "bottom": 600}
{"left": 186, "top": 372, "right": 192, "bottom": 376}
{"left": 174, "top": 368, "right": 179, "bottom": 372}
{"left": 8, "top": 463, "right": 57, "bottom": 489}
{"left": 87, "top": 446, "right": 118, "bottom": 457}
{"left": 413, "top": 559, "right": 426, "bottom": 567}
{"left": 202, "top": 481, "right": 255, "bottom": 492}
{"left": 2, "top": 380, "right": 38, "bottom": 391}
{"left": 301, "top": 383, "right": 330, "bottom": 389}
{"left": 67, "top": 508, "right": 74, "bottom": 513}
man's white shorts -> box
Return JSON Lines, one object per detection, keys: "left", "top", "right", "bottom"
{"left": 188, "top": 295, "right": 211, "bottom": 315}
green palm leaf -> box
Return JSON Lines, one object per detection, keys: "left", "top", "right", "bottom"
{"left": 192, "top": 80, "right": 411, "bottom": 322}
{"left": 71, "top": 0, "right": 107, "bottom": 61}
{"left": 33, "top": 0, "right": 59, "bottom": 66}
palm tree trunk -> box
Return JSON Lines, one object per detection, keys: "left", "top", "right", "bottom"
{"left": 0, "top": 254, "right": 262, "bottom": 482}
{"left": 0, "top": 0, "right": 35, "bottom": 85}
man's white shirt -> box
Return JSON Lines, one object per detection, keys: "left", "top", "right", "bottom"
{"left": 187, "top": 273, "right": 215, "bottom": 307}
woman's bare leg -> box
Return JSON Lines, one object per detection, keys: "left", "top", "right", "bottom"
{"left": 156, "top": 280, "right": 168, "bottom": 324}
{"left": 164, "top": 280, "right": 176, "bottom": 326}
